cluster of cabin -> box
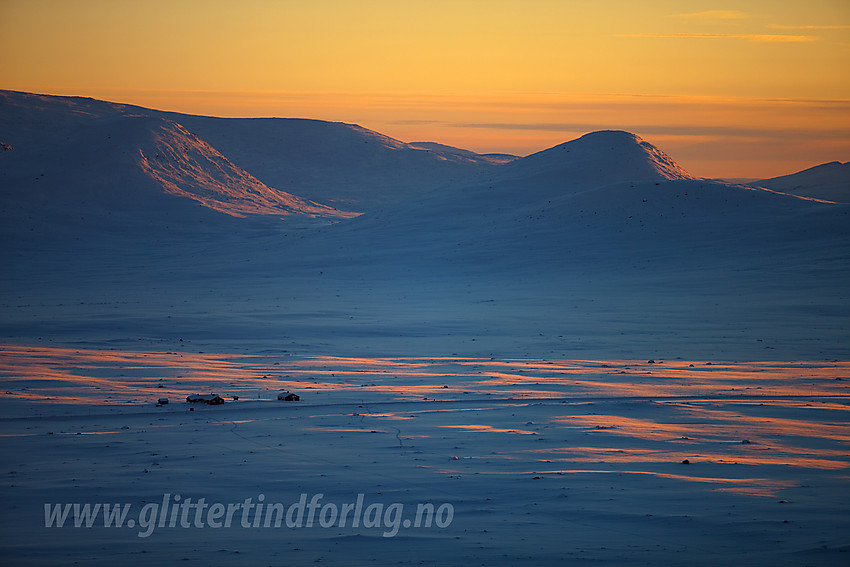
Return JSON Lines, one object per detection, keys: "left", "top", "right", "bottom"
{"left": 157, "top": 391, "right": 300, "bottom": 406}
{"left": 186, "top": 393, "right": 225, "bottom": 405}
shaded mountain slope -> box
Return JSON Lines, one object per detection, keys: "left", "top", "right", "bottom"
{"left": 294, "top": 170, "right": 847, "bottom": 276}
{"left": 136, "top": 118, "right": 355, "bottom": 218}
{"left": 407, "top": 141, "right": 517, "bottom": 164}
{"left": 162, "top": 114, "right": 512, "bottom": 208}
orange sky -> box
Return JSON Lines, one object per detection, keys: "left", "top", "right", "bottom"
{"left": 1, "top": 0, "right": 849, "bottom": 177}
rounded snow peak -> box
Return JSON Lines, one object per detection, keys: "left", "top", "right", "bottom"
{"left": 574, "top": 129, "right": 643, "bottom": 143}
{"left": 504, "top": 130, "right": 693, "bottom": 189}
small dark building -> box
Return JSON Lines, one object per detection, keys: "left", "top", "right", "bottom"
{"left": 278, "top": 392, "right": 300, "bottom": 401}
{"left": 186, "top": 393, "right": 225, "bottom": 405}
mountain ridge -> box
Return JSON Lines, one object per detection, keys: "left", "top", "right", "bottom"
{"left": 4, "top": 90, "right": 846, "bottom": 220}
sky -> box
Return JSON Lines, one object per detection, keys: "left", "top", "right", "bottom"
{"left": 1, "top": 0, "right": 849, "bottom": 178}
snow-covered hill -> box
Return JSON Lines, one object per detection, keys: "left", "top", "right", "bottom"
{"left": 304, "top": 129, "right": 836, "bottom": 271}
{"left": 0, "top": 91, "right": 354, "bottom": 233}
{"left": 494, "top": 130, "right": 692, "bottom": 189}
{"left": 751, "top": 161, "right": 850, "bottom": 203}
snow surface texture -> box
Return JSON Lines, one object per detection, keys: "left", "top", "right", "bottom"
{"left": 1, "top": 90, "right": 849, "bottom": 565}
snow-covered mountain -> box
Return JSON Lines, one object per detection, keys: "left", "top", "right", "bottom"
{"left": 750, "top": 161, "right": 850, "bottom": 203}
{"left": 0, "top": 90, "right": 508, "bottom": 222}
{"left": 0, "top": 91, "right": 355, "bottom": 234}
{"left": 1, "top": 91, "right": 848, "bottom": 360}
{"left": 305, "top": 128, "right": 834, "bottom": 264}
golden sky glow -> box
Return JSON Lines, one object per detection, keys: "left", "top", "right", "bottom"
{"left": 2, "top": 0, "right": 849, "bottom": 177}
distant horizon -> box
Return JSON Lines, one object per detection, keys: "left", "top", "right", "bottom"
{"left": 2, "top": 1, "right": 848, "bottom": 179}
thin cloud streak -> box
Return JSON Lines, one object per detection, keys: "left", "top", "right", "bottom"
{"left": 769, "top": 24, "right": 850, "bottom": 30}
{"left": 618, "top": 33, "right": 818, "bottom": 42}
{"left": 668, "top": 10, "right": 750, "bottom": 20}
{"left": 444, "top": 122, "right": 850, "bottom": 141}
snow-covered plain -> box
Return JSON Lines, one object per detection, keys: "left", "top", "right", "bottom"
{"left": 1, "top": 91, "right": 849, "bottom": 565}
